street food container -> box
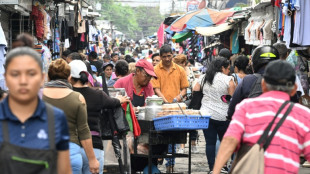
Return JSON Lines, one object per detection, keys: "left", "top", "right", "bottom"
{"left": 145, "top": 95, "right": 163, "bottom": 121}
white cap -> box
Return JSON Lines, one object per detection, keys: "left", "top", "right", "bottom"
{"left": 69, "top": 60, "right": 88, "bottom": 78}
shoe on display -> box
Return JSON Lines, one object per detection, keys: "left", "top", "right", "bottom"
{"left": 177, "top": 148, "right": 185, "bottom": 154}
{"left": 303, "top": 161, "right": 310, "bottom": 168}
{"left": 191, "top": 145, "right": 199, "bottom": 153}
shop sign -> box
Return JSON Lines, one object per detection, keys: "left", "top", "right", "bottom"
{"left": 0, "top": 0, "right": 19, "bottom": 4}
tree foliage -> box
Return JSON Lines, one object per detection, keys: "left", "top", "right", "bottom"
{"left": 134, "top": 6, "right": 165, "bottom": 38}
{"left": 99, "top": 0, "right": 164, "bottom": 40}
{"left": 100, "top": 0, "right": 140, "bottom": 39}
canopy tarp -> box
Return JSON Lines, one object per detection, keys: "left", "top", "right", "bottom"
{"left": 195, "top": 23, "right": 235, "bottom": 36}
{"left": 168, "top": 8, "right": 235, "bottom": 33}
{"left": 172, "top": 31, "right": 193, "bottom": 43}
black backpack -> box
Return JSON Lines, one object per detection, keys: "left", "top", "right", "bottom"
{"left": 248, "top": 74, "right": 263, "bottom": 98}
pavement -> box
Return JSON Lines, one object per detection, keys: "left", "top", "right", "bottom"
{"left": 157, "top": 130, "right": 310, "bottom": 174}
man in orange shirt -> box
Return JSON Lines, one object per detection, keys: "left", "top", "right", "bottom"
{"left": 151, "top": 44, "right": 189, "bottom": 172}
{"left": 151, "top": 44, "right": 189, "bottom": 103}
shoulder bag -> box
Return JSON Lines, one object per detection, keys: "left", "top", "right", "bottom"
{"left": 188, "top": 75, "right": 205, "bottom": 110}
{"left": 229, "top": 101, "right": 294, "bottom": 174}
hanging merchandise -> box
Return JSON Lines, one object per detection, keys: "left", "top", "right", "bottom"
{"left": 244, "top": 4, "right": 274, "bottom": 46}
{"left": 31, "top": 4, "right": 45, "bottom": 41}
{"left": 282, "top": 0, "right": 310, "bottom": 48}
{"left": 230, "top": 30, "right": 239, "bottom": 54}
{"left": 0, "top": 23, "right": 7, "bottom": 90}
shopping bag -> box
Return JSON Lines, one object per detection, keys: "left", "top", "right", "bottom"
{"left": 229, "top": 101, "right": 294, "bottom": 174}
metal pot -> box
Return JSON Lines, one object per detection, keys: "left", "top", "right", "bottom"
{"left": 145, "top": 95, "right": 163, "bottom": 120}
{"left": 145, "top": 105, "right": 162, "bottom": 121}
{"left": 145, "top": 95, "right": 163, "bottom": 106}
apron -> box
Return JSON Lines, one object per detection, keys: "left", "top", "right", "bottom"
{"left": 0, "top": 103, "right": 58, "bottom": 174}
{"left": 132, "top": 87, "right": 145, "bottom": 107}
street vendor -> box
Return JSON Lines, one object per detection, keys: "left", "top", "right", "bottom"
{"left": 114, "top": 59, "right": 156, "bottom": 107}
{"left": 151, "top": 44, "right": 189, "bottom": 103}
{"left": 151, "top": 44, "right": 189, "bottom": 173}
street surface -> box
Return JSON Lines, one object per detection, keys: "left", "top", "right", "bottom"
{"left": 158, "top": 130, "right": 310, "bottom": 174}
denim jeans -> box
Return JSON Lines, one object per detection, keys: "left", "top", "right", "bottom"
{"left": 69, "top": 142, "right": 83, "bottom": 174}
{"left": 165, "top": 144, "right": 176, "bottom": 167}
{"left": 80, "top": 148, "right": 104, "bottom": 174}
{"left": 203, "top": 119, "right": 229, "bottom": 170}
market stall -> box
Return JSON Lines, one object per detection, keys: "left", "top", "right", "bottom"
{"left": 131, "top": 96, "right": 210, "bottom": 174}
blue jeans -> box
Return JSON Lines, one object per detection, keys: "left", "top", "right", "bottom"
{"left": 69, "top": 142, "right": 83, "bottom": 174}
{"left": 203, "top": 119, "right": 229, "bottom": 170}
{"left": 81, "top": 148, "right": 104, "bottom": 174}
{"left": 165, "top": 144, "right": 176, "bottom": 167}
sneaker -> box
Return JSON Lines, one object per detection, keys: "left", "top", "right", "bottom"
{"left": 177, "top": 148, "right": 185, "bottom": 154}
{"left": 191, "top": 145, "right": 199, "bottom": 153}
{"left": 303, "top": 161, "right": 310, "bottom": 168}
{"left": 208, "top": 171, "right": 213, "bottom": 174}
{"left": 221, "top": 166, "right": 229, "bottom": 173}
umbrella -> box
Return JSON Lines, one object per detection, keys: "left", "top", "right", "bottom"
{"left": 169, "top": 8, "right": 235, "bottom": 32}
{"left": 164, "top": 15, "right": 180, "bottom": 26}
{"left": 172, "top": 31, "right": 193, "bottom": 43}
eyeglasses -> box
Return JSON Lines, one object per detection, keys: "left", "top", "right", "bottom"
{"left": 141, "top": 70, "right": 152, "bottom": 78}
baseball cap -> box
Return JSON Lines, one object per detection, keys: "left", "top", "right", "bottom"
{"left": 69, "top": 60, "right": 88, "bottom": 78}
{"left": 91, "top": 65, "right": 97, "bottom": 72}
{"left": 102, "top": 62, "right": 114, "bottom": 70}
{"left": 135, "top": 59, "right": 157, "bottom": 78}
{"left": 263, "top": 60, "right": 295, "bottom": 86}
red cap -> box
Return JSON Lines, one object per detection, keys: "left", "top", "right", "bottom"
{"left": 135, "top": 59, "right": 157, "bottom": 78}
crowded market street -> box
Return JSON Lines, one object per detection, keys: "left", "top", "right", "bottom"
{"left": 0, "top": 0, "right": 310, "bottom": 174}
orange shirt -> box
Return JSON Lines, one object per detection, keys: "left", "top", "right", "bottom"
{"left": 151, "top": 61, "right": 189, "bottom": 103}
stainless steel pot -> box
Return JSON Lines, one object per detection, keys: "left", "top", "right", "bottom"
{"left": 145, "top": 96, "right": 163, "bottom": 120}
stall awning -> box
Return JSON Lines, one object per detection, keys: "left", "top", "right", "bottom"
{"left": 195, "top": 23, "right": 235, "bottom": 36}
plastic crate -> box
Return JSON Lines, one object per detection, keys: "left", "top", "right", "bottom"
{"left": 153, "top": 115, "right": 210, "bottom": 131}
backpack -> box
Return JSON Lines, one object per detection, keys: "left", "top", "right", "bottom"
{"left": 247, "top": 74, "right": 263, "bottom": 98}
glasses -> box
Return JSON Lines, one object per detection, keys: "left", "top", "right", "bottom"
{"left": 141, "top": 70, "right": 152, "bottom": 78}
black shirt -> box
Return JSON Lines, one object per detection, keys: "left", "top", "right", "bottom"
{"left": 90, "top": 60, "right": 103, "bottom": 74}
{"left": 73, "top": 87, "right": 120, "bottom": 149}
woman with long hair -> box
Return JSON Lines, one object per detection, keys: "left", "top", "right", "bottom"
{"left": 42, "top": 59, "right": 99, "bottom": 174}
{"left": 194, "top": 57, "right": 235, "bottom": 174}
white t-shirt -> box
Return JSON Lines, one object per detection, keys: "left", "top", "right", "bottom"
{"left": 199, "top": 73, "right": 233, "bottom": 121}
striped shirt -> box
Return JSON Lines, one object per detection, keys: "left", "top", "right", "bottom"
{"left": 225, "top": 91, "right": 310, "bottom": 174}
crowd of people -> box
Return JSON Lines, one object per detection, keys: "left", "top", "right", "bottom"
{"left": 0, "top": 32, "right": 310, "bottom": 174}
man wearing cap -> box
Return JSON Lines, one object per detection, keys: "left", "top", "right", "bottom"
{"left": 114, "top": 59, "right": 156, "bottom": 107}
{"left": 151, "top": 44, "right": 189, "bottom": 103}
{"left": 213, "top": 60, "right": 310, "bottom": 174}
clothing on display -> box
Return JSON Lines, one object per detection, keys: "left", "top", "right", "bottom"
{"left": 282, "top": 0, "right": 310, "bottom": 48}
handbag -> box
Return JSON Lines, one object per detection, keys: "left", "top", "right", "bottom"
{"left": 188, "top": 76, "right": 205, "bottom": 110}
{"left": 229, "top": 101, "right": 294, "bottom": 174}
{"left": 100, "top": 106, "right": 130, "bottom": 140}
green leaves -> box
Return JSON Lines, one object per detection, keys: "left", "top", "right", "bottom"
{"left": 99, "top": 0, "right": 164, "bottom": 39}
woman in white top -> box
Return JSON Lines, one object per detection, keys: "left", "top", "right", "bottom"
{"left": 194, "top": 57, "right": 235, "bottom": 173}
